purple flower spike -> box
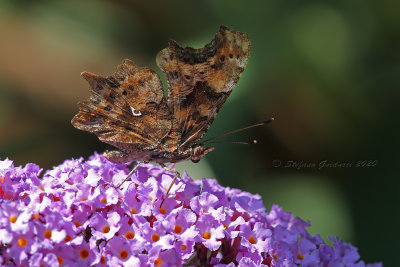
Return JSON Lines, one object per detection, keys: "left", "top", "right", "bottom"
{"left": 0, "top": 155, "right": 381, "bottom": 266}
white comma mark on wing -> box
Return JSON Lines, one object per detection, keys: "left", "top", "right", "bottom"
{"left": 130, "top": 106, "right": 142, "bottom": 117}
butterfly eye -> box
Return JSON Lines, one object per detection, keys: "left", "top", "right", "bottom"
{"left": 191, "top": 158, "right": 200, "bottom": 163}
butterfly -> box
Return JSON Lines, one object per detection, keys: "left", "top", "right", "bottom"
{"left": 71, "top": 26, "right": 251, "bottom": 167}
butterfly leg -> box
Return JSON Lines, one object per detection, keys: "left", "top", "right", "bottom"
{"left": 116, "top": 161, "right": 144, "bottom": 188}
{"left": 160, "top": 164, "right": 180, "bottom": 208}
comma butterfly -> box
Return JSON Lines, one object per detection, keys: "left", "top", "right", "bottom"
{"left": 72, "top": 26, "right": 251, "bottom": 166}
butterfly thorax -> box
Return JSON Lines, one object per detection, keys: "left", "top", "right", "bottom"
{"left": 152, "top": 143, "right": 214, "bottom": 163}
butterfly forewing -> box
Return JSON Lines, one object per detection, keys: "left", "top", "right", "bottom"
{"left": 71, "top": 60, "right": 173, "bottom": 151}
{"left": 156, "top": 26, "right": 251, "bottom": 148}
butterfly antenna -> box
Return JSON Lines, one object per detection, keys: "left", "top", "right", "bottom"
{"left": 204, "top": 139, "right": 258, "bottom": 145}
{"left": 202, "top": 117, "right": 274, "bottom": 143}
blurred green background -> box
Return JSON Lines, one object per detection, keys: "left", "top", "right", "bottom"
{"left": 0, "top": 0, "right": 397, "bottom": 265}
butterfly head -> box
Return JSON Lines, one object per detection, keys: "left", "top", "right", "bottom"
{"left": 190, "top": 144, "right": 214, "bottom": 163}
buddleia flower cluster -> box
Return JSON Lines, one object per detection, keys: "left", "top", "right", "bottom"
{"left": 0, "top": 153, "right": 381, "bottom": 266}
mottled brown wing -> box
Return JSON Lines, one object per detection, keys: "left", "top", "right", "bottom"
{"left": 156, "top": 26, "right": 251, "bottom": 149}
{"left": 71, "top": 59, "right": 173, "bottom": 152}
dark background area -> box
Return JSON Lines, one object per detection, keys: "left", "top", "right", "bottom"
{"left": 0, "top": 1, "right": 398, "bottom": 265}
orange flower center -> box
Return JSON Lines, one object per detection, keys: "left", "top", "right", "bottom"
{"left": 18, "top": 238, "right": 27, "bottom": 247}
{"left": 9, "top": 216, "right": 17, "bottom": 223}
{"left": 44, "top": 229, "right": 52, "bottom": 239}
{"left": 100, "top": 255, "right": 106, "bottom": 264}
{"left": 152, "top": 233, "right": 160, "bottom": 242}
{"left": 125, "top": 231, "right": 135, "bottom": 239}
{"left": 297, "top": 252, "right": 304, "bottom": 260}
{"left": 202, "top": 232, "right": 211, "bottom": 239}
{"left": 154, "top": 257, "right": 162, "bottom": 266}
{"left": 159, "top": 207, "right": 167, "bottom": 214}
{"left": 102, "top": 225, "right": 110, "bottom": 233}
{"left": 64, "top": 234, "right": 72, "bottom": 242}
{"left": 100, "top": 197, "right": 107, "bottom": 204}
{"left": 174, "top": 225, "right": 183, "bottom": 234}
{"left": 80, "top": 249, "right": 89, "bottom": 259}
{"left": 249, "top": 235, "right": 257, "bottom": 244}
{"left": 120, "top": 250, "right": 129, "bottom": 259}
{"left": 273, "top": 253, "right": 278, "bottom": 261}
{"left": 180, "top": 244, "right": 187, "bottom": 251}
{"left": 57, "top": 256, "right": 64, "bottom": 265}
{"left": 130, "top": 208, "right": 137, "bottom": 214}
{"left": 73, "top": 221, "right": 82, "bottom": 227}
